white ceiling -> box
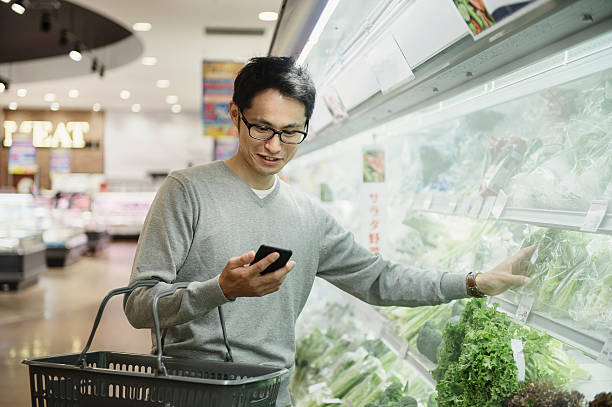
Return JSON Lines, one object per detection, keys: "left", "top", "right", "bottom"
{"left": 0, "top": 0, "right": 283, "bottom": 113}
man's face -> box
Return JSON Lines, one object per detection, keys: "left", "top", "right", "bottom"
{"left": 230, "top": 88, "right": 307, "bottom": 178}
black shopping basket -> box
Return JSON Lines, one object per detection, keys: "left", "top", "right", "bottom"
{"left": 22, "top": 280, "right": 288, "bottom": 407}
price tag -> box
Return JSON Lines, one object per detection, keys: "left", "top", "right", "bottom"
{"left": 514, "top": 296, "right": 535, "bottom": 325}
{"left": 469, "top": 196, "right": 483, "bottom": 218}
{"left": 448, "top": 196, "right": 458, "bottom": 214}
{"left": 597, "top": 329, "right": 612, "bottom": 367}
{"left": 491, "top": 190, "right": 509, "bottom": 219}
{"left": 479, "top": 196, "right": 496, "bottom": 219}
{"left": 580, "top": 200, "right": 608, "bottom": 232}
{"left": 423, "top": 192, "right": 433, "bottom": 210}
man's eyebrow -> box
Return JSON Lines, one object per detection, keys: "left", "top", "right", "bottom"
{"left": 254, "top": 117, "right": 303, "bottom": 128}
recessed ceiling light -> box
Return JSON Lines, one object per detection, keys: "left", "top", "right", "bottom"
{"left": 120, "top": 90, "right": 131, "bottom": 100}
{"left": 69, "top": 43, "right": 82, "bottom": 62}
{"left": 11, "top": 1, "right": 25, "bottom": 14}
{"left": 1, "top": 0, "right": 12, "bottom": 3}
{"left": 156, "top": 79, "right": 170, "bottom": 88}
{"left": 44, "top": 93, "right": 56, "bottom": 102}
{"left": 17, "top": 88, "right": 27, "bottom": 97}
{"left": 0, "top": 83, "right": 5, "bottom": 93}
{"left": 92, "top": 103, "right": 101, "bottom": 112}
{"left": 50, "top": 102, "right": 60, "bottom": 111}
{"left": 165, "top": 95, "right": 178, "bottom": 104}
{"left": 68, "top": 89, "right": 79, "bottom": 98}
{"left": 142, "top": 56, "right": 157, "bottom": 66}
{"left": 133, "top": 22, "right": 151, "bottom": 32}
{"left": 171, "top": 104, "right": 182, "bottom": 113}
{"left": 258, "top": 11, "right": 278, "bottom": 21}
{"left": 131, "top": 103, "right": 142, "bottom": 113}
{"left": 9, "top": 102, "right": 18, "bottom": 110}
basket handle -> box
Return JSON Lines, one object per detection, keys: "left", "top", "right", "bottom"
{"left": 76, "top": 279, "right": 160, "bottom": 368}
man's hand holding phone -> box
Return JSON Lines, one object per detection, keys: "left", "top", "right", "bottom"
{"left": 218, "top": 245, "right": 295, "bottom": 300}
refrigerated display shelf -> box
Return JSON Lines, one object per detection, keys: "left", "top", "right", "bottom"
{"left": 337, "top": 290, "right": 437, "bottom": 388}
{"left": 408, "top": 193, "right": 612, "bottom": 235}
{"left": 489, "top": 293, "right": 608, "bottom": 365}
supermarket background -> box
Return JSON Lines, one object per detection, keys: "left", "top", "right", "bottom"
{"left": 1, "top": 0, "right": 612, "bottom": 406}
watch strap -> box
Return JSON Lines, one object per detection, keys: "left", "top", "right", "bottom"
{"left": 466, "top": 271, "right": 485, "bottom": 298}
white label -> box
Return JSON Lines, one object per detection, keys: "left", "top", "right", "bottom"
{"left": 479, "top": 196, "right": 496, "bottom": 219}
{"left": 448, "top": 196, "right": 458, "bottom": 214}
{"left": 514, "top": 296, "right": 535, "bottom": 325}
{"left": 597, "top": 329, "right": 612, "bottom": 367}
{"left": 511, "top": 339, "right": 526, "bottom": 382}
{"left": 423, "top": 192, "right": 434, "bottom": 210}
{"left": 491, "top": 190, "right": 509, "bottom": 219}
{"left": 580, "top": 200, "right": 608, "bottom": 232}
{"left": 366, "top": 32, "right": 416, "bottom": 94}
{"left": 469, "top": 196, "right": 483, "bottom": 218}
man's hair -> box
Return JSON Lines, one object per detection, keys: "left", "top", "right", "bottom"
{"left": 232, "top": 57, "right": 316, "bottom": 121}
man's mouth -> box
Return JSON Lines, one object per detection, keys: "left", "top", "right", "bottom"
{"left": 258, "top": 154, "right": 282, "bottom": 162}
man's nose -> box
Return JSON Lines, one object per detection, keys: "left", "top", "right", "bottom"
{"left": 264, "top": 133, "right": 282, "bottom": 153}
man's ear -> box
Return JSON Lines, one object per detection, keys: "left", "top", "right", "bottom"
{"left": 229, "top": 101, "right": 239, "bottom": 128}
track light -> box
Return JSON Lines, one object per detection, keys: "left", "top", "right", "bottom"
{"left": 0, "top": 77, "right": 9, "bottom": 93}
{"left": 41, "top": 12, "right": 52, "bottom": 32}
{"left": 59, "top": 29, "right": 68, "bottom": 46}
{"left": 91, "top": 57, "right": 98, "bottom": 72}
{"left": 99, "top": 64, "right": 105, "bottom": 78}
{"left": 69, "top": 42, "right": 82, "bottom": 61}
{"left": 11, "top": 0, "right": 26, "bottom": 15}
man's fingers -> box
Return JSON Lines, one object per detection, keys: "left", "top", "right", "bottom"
{"left": 513, "top": 244, "right": 538, "bottom": 262}
{"left": 505, "top": 273, "right": 532, "bottom": 287}
{"left": 227, "top": 251, "right": 255, "bottom": 269}
{"left": 248, "top": 252, "right": 280, "bottom": 275}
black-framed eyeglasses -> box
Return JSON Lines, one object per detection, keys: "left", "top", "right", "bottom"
{"left": 239, "top": 109, "right": 308, "bottom": 145}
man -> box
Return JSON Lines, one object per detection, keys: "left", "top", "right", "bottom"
{"left": 124, "top": 56, "right": 534, "bottom": 407}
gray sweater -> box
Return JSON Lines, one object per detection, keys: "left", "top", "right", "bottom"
{"left": 124, "top": 161, "right": 468, "bottom": 406}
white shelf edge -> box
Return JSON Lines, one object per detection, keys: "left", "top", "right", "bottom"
{"left": 408, "top": 192, "right": 612, "bottom": 234}
{"left": 338, "top": 290, "right": 437, "bottom": 389}
{"left": 489, "top": 294, "right": 606, "bottom": 360}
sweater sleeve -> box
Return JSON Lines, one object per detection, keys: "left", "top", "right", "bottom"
{"left": 316, "top": 210, "right": 469, "bottom": 307}
{"left": 123, "top": 174, "right": 229, "bottom": 329}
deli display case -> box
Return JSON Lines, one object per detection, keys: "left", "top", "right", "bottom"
{"left": 272, "top": 0, "right": 612, "bottom": 404}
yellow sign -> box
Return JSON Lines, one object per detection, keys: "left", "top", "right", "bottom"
{"left": 2, "top": 120, "right": 90, "bottom": 148}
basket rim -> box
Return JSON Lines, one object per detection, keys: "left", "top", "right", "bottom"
{"left": 22, "top": 351, "right": 289, "bottom": 386}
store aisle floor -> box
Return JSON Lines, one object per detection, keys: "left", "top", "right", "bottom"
{"left": 0, "top": 242, "right": 151, "bottom": 407}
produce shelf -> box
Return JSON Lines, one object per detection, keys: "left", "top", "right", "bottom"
{"left": 489, "top": 293, "right": 608, "bottom": 362}
{"left": 337, "top": 290, "right": 437, "bottom": 388}
{"left": 408, "top": 193, "right": 612, "bottom": 235}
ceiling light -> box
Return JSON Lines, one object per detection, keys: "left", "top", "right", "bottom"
{"left": 165, "top": 95, "right": 178, "bottom": 104}
{"left": 258, "top": 11, "right": 278, "bottom": 21}
{"left": 68, "top": 89, "right": 79, "bottom": 98}
{"left": 0, "top": 77, "right": 9, "bottom": 92}
{"left": 1, "top": 0, "right": 12, "bottom": 3}
{"left": 91, "top": 58, "right": 98, "bottom": 72}
{"left": 141, "top": 56, "right": 157, "bottom": 66}
{"left": 40, "top": 11, "right": 51, "bottom": 32}
{"left": 92, "top": 103, "right": 101, "bottom": 112}
{"left": 156, "top": 79, "right": 170, "bottom": 88}
{"left": 11, "top": 0, "right": 25, "bottom": 15}
{"left": 9, "top": 102, "right": 18, "bottom": 110}
{"left": 69, "top": 42, "right": 82, "bottom": 61}
{"left": 132, "top": 22, "right": 151, "bottom": 32}
{"left": 99, "top": 64, "right": 105, "bottom": 78}
{"left": 17, "top": 88, "right": 27, "bottom": 97}
{"left": 50, "top": 102, "right": 60, "bottom": 111}
{"left": 171, "top": 104, "right": 182, "bottom": 113}
{"left": 131, "top": 103, "right": 142, "bottom": 113}
{"left": 44, "top": 93, "right": 56, "bottom": 102}
{"left": 119, "top": 90, "right": 130, "bottom": 100}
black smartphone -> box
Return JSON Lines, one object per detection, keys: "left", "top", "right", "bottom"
{"left": 253, "top": 244, "right": 293, "bottom": 275}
